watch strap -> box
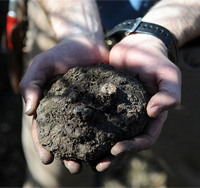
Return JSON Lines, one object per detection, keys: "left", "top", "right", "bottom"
{"left": 106, "top": 18, "right": 179, "bottom": 64}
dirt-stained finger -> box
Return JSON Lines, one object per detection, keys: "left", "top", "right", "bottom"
{"left": 32, "top": 116, "right": 54, "bottom": 165}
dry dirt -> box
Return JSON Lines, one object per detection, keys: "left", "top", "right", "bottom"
{"left": 36, "top": 64, "right": 150, "bottom": 164}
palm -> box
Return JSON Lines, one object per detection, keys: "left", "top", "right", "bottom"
{"left": 94, "top": 34, "right": 181, "bottom": 172}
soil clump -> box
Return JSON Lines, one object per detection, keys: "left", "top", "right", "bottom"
{"left": 36, "top": 63, "right": 150, "bottom": 164}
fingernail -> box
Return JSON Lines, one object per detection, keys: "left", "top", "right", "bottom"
{"left": 150, "top": 106, "right": 162, "bottom": 118}
{"left": 25, "top": 99, "right": 32, "bottom": 115}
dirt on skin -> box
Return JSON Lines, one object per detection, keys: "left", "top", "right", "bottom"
{"left": 36, "top": 63, "right": 150, "bottom": 164}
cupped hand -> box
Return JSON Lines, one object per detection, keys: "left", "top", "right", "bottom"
{"left": 20, "top": 38, "right": 109, "bottom": 115}
{"left": 95, "top": 33, "right": 181, "bottom": 172}
{"left": 19, "top": 37, "right": 109, "bottom": 174}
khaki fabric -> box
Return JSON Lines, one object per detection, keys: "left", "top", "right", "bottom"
{"left": 23, "top": 0, "right": 56, "bottom": 71}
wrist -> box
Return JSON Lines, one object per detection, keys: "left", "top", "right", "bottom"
{"left": 142, "top": 0, "right": 200, "bottom": 47}
{"left": 58, "top": 34, "right": 109, "bottom": 65}
{"left": 142, "top": 15, "right": 179, "bottom": 46}
{"left": 126, "top": 33, "right": 168, "bottom": 56}
{"left": 106, "top": 18, "right": 178, "bottom": 64}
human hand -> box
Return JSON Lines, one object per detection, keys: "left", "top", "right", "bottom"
{"left": 95, "top": 33, "right": 181, "bottom": 172}
{"left": 19, "top": 37, "right": 109, "bottom": 174}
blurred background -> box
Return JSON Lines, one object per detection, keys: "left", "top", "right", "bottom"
{"left": 0, "top": 1, "right": 26, "bottom": 187}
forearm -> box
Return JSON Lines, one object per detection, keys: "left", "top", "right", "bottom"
{"left": 37, "top": 0, "right": 104, "bottom": 42}
{"left": 142, "top": 0, "right": 200, "bottom": 47}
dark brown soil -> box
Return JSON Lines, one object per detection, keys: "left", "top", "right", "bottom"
{"left": 36, "top": 64, "right": 150, "bottom": 164}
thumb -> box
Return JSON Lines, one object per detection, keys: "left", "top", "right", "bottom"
{"left": 147, "top": 89, "right": 181, "bottom": 118}
{"left": 147, "top": 63, "right": 181, "bottom": 118}
{"left": 19, "top": 54, "right": 51, "bottom": 116}
{"left": 20, "top": 81, "right": 43, "bottom": 116}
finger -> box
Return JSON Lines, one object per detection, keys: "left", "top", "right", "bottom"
{"left": 19, "top": 51, "right": 59, "bottom": 116}
{"left": 95, "top": 156, "right": 112, "bottom": 172}
{"left": 19, "top": 59, "right": 47, "bottom": 116}
{"left": 95, "top": 154, "right": 124, "bottom": 172}
{"left": 147, "top": 90, "right": 178, "bottom": 118}
{"left": 63, "top": 160, "right": 82, "bottom": 175}
{"left": 111, "top": 111, "right": 168, "bottom": 156}
{"left": 32, "top": 116, "right": 54, "bottom": 165}
{"left": 21, "top": 83, "right": 43, "bottom": 116}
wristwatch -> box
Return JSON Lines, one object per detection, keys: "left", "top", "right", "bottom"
{"left": 105, "top": 17, "right": 179, "bottom": 64}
